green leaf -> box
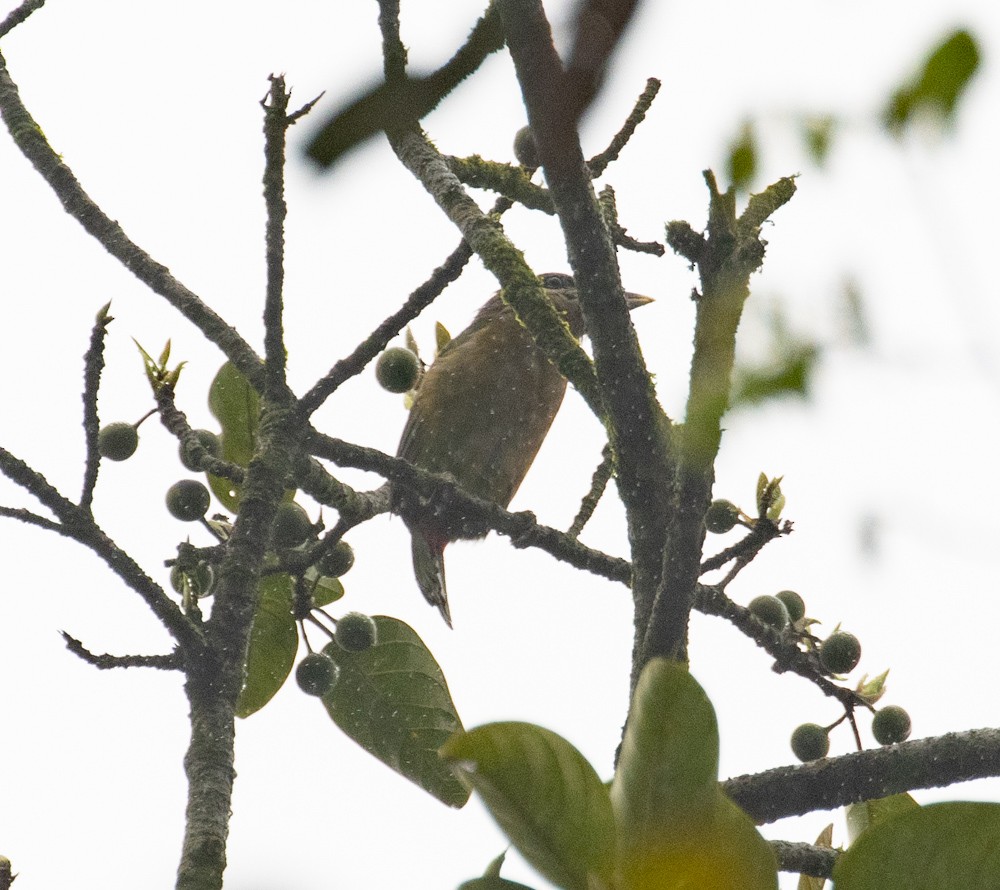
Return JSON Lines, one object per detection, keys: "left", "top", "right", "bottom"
{"left": 459, "top": 855, "right": 539, "bottom": 890}
{"left": 855, "top": 669, "right": 889, "bottom": 706}
{"left": 883, "top": 29, "right": 980, "bottom": 135}
{"left": 610, "top": 659, "right": 777, "bottom": 890}
{"left": 726, "top": 121, "right": 757, "bottom": 193}
{"left": 731, "top": 342, "right": 819, "bottom": 407}
{"left": 322, "top": 616, "right": 468, "bottom": 807}
{"left": 846, "top": 792, "right": 920, "bottom": 843}
{"left": 236, "top": 573, "right": 298, "bottom": 718}
{"left": 207, "top": 361, "right": 260, "bottom": 510}
{"left": 435, "top": 321, "right": 452, "bottom": 354}
{"left": 801, "top": 116, "right": 835, "bottom": 166}
{"left": 458, "top": 879, "right": 538, "bottom": 890}
{"left": 442, "top": 722, "right": 615, "bottom": 890}
{"left": 304, "top": 567, "right": 344, "bottom": 607}
{"left": 834, "top": 802, "right": 1000, "bottom": 889}
{"left": 756, "top": 473, "right": 768, "bottom": 514}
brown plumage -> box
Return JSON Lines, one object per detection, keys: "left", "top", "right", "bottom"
{"left": 391, "top": 272, "right": 650, "bottom": 626}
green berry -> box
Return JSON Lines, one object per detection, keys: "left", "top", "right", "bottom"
{"left": 179, "top": 428, "right": 221, "bottom": 472}
{"left": 775, "top": 589, "right": 806, "bottom": 623}
{"left": 704, "top": 499, "right": 739, "bottom": 534}
{"left": 513, "top": 125, "right": 539, "bottom": 167}
{"left": 748, "top": 594, "right": 789, "bottom": 630}
{"left": 296, "top": 652, "right": 339, "bottom": 696}
{"left": 98, "top": 422, "right": 139, "bottom": 461}
{"left": 271, "top": 502, "right": 313, "bottom": 549}
{"left": 166, "top": 480, "right": 211, "bottom": 521}
{"left": 872, "top": 705, "right": 912, "bottom": 745}
{"left": 375, "top": 347, "right": 419, "bottom": 394}
{"left": 319, "top": 540, "right": 355, "bottom": 578}
{"left": 791, "top": 723, "right": 830, "bottom": 761}
{"left": 170, "top": 562, "right": 215, "bottom": 598}
{"left": 819, "top": 631, "right": 862, "bottom": 674}
{"left": 335, "top": 612, "right": 377, "bottom": 652}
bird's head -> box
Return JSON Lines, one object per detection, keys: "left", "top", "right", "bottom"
{"left": 537, "top": 271, "right": 653, "bottom": 335}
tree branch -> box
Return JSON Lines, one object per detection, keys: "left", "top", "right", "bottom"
{"left": 724, "top": 727, "right": 1000, "bottom": 825}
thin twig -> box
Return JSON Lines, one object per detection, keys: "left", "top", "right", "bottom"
{"left": 80, "top": 302, "right": 114, "bottom": 511}
{"left": 62, "top": 632, "right": 182, "bottom": 670}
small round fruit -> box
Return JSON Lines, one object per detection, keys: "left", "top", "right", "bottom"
{"left": 98, "top": 422, "right": 139, "bottom": 461}
{"left": 179, "top": 428, "right": 222, "bottom": 472}
{"left": 819, "top": 631, "right": 862, "bottom": 674}
{"left": 271, "top": 502, "right": 313, "bottom": 549}
{"left": 791, "top": 723, "right": 830, "bottom": 761}
{"left": 775, "top": 589, "right": 806, "bottom": 623}
{"left": 335, "top": 612, "right": 378, "bottom": 652}
{"left": 375, "top": 347, "right": 419, "bottom": 394}
{"left": 748, "top": 595, "right": 789, "bottom": 630}
{"left": 166, "top": 480, "right": 211, "bottom": 521}
{"left": 319, "top": 540, "right": 355, "bottom": 578}
{"left": 296, "top": 653, "right": 340, "bottom": 696}
{"left": 704, "top": 499, "right": 739, "bottom": 534}
{"left": 513, "top": 125, "right": 539, "bottom": 167}
{"left": 170, "top": 562, "right": 215, "bottom": 598}
{"left": 872, "top": 705, "right": 912, "bottom": 745}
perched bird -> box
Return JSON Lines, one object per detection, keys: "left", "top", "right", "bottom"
{"left": 391, "top": 272, "right": 651, "bottom": 626}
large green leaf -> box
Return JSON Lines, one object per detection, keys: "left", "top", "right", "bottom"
{"left": 834, "top": 802, "right": 1000, "bottom": 889}
{"left": 235, "top": 573, "right": 297, "bottom": 718}
{"left": 442, "top": 722, "right": 616, "bottom": 890}
{"left": 321, "top": 616, "right": 467, "bottom": 807}
{"left": 207, "top": 361, "right": 260, "bottom": 510}
{"left": 610, "top": 659, "right": 777, "bottom": 890}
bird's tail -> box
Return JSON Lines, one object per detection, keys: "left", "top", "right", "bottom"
{"left": 411, "top": 532, "right": 452, "bottom": 628}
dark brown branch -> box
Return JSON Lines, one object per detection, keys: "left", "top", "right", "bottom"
{"left": 499, "top": 0, "right": 675, "bottom": 681}
{"left": 724, "top": 727, "right": 1000, "bottom": 825}
{"left": 568, "top": 444, "right": 614, "bottom": 538}
{"left": 299, "top": 241, "right": 473, "bottom": 415}
{"left": 261, "top": 76, "right": 292, "bottom": 392}
{"left": 79, "top": 302, "right": 114, "bottom": 511}
{"left": 62, "top": 632, "right": 182, "bottom": 670}
{"left": 0, "top": 0, "right": 46, "bottom": 38}
{"left": 769, "top": 840, "right": 838, "bottom": 879}
{"left": 587, "top": 76, "right": 661, "bottom": 176}
{"left": 307, "top": 430, "right": 631, "bottom": 585}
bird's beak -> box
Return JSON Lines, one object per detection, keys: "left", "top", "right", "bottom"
{"left": 624, "top": 291, "right": 654, "bottom": 310}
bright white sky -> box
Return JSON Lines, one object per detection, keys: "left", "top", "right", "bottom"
{"left": 2, "top": 1, "right": 999, "bottom": 888}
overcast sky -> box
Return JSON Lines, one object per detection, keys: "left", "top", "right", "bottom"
{"left": 2, "top": 1, "right": 1000, "bottom": 888}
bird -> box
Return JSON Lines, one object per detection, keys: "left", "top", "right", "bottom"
{"left": 391, "top": 272, "right": 652, "bottom": 626}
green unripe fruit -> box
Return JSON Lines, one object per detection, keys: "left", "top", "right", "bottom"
{"left": 179, "top": 428, "right": 221, "bottom": 472}
{"left": 296, "top": 652, "right": 340, "bottom": 696}
{"left": 271, "top": 502, "right": 313, "bottom": 549}
{"left": 704, "top": 499, "right": 739, "bottom": 534}
{"left": 791, "top": 723, "right": 830, "bottom": 761}
{"left": 775, "top": 589, "right": 806, "bottom": 623}
{"left": 872, "top": 705, "right": 912, "bottom": 745}
{"left": 166, "top": 480, "right": 211, "bottom": 521}
{"left": 819, "top": 631, "right": 862, "bottom": 674}
{"left": 376, "top": 347, "right": 419, "bottom": 394}
{"left": 170, "top": 561, "right": 215, "bottom": 598}
{"left": 513, "top": 125, "right": 539, "bottom": 167}
{"left": 748, "top": 594, "right": 789, "bottom": 630}
{"left": 98, "top": 422, "right": 139, "bottom": 461}
{"left": 319, "top": 540, "right": 355, "bottom": 577}
{"left": 335, "top": 611, "right": 378, "bottom": 652}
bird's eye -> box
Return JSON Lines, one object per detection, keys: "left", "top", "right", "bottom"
{"left": 541, "top": 273, "right": 573, "bottom": 289}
